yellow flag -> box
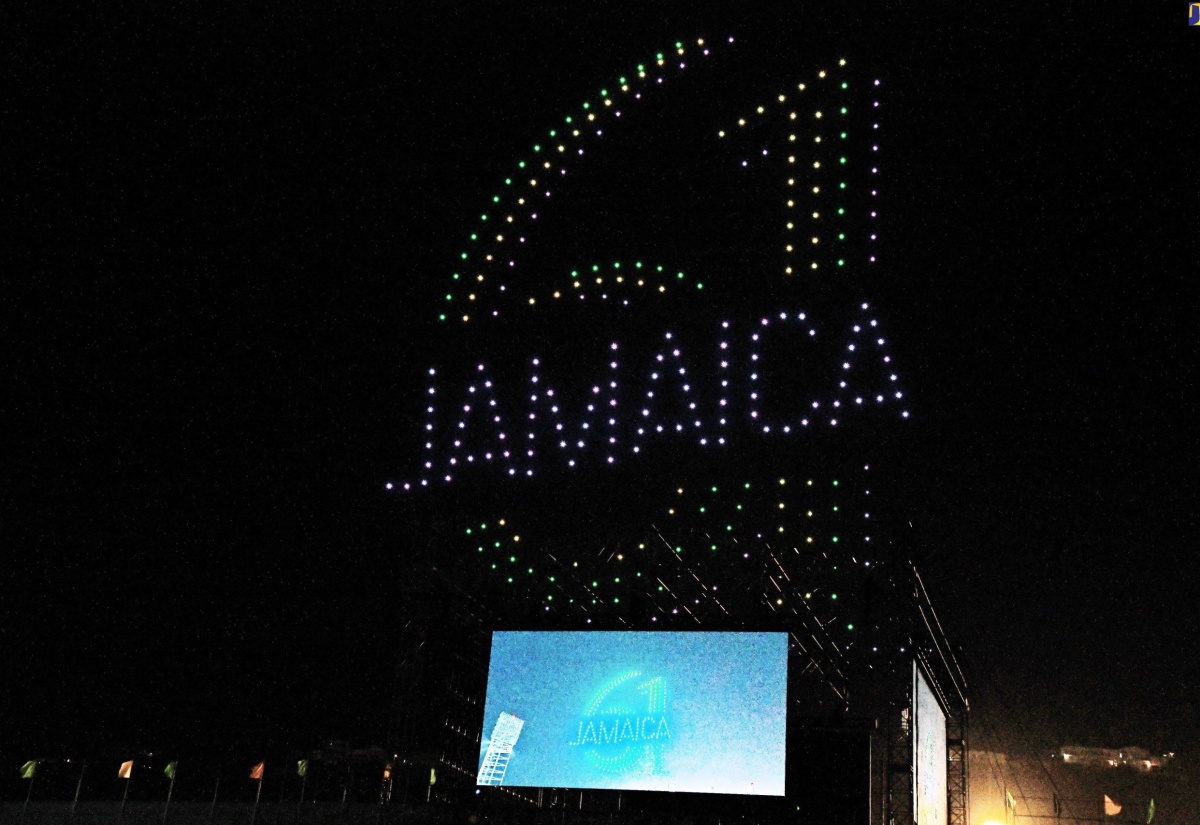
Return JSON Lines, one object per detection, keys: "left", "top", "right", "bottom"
{"left": 250, "top": 762, "right": 264, "bottom": 780}
{"left": 118, "top": 760, "right": 133, "bottom": 779}
{"left": 1105, "top": 795, "right": 1122, "bottom": 816}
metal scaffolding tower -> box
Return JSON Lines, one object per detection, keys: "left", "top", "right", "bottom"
{"left": 477, "top": 712, "right": 525, "bottom": 786}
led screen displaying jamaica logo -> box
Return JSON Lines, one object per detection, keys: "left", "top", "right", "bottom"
{"left": 478, "top": 631, "right": 787, "bottom": 795}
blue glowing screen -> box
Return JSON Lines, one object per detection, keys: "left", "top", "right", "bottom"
{"left": 477, "top": 631, "right": 787, "bottom": 795}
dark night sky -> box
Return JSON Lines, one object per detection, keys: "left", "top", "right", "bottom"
{"left": 4, "top": 0, "right": 1195, "bottom": 792}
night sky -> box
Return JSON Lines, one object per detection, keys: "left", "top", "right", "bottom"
{"left": 5, "top": 0, "right": 1194, "bottom": 795}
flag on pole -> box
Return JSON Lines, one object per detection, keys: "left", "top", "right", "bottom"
{"left": 1005, "top": 790, "right": 1016, "bottom": 812}
{"left": 118, "top": 761, "right": 134, "bottom": 780}
{"left": 164, "top": 761, "right": 178, "bottom": 781}
{"left": 1147, "top": 798, "right": 1156, "bottom": 824}
{"left": 429, "top": 767, "right": 437, "bottom": 786}
{"left": 1105, "top": 795, "right": 1122, "bottom": 816}
{"left": 20, "top": 761, "right": 37, "bottom": 780}
{"left": 297, "top": 760, "right": 308, "bottom": 777}
{"left": 250, "top": 762, "right": 264, "bottom": 780}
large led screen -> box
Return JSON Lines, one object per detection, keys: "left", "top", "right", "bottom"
{"left": 913, "top": 663, "right": 948, "bottom": 825}
{"left": 477, "top": 631, "right": 788, "bottom": 795}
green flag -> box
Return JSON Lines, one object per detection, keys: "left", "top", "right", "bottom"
{"left": 429, "top": 767, "right": 436, "bottom": 786}
{"left": 1147, "top": 798, "right": 1155, "bottom": 824}
{"left": 297, "top": 759, "right": 308, "bottom": 777}
{"left": 20, "top": 761, "right": 37, "bottom": 780}
{"left": 164, "top": 761, "right": 178, "bottom": 781}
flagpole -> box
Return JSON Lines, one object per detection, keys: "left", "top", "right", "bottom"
{"left": 209, "top": 774, "right": 220, "bottom": 824}
{"left": 19, "top": 763, "right": 36, "bottom": 825}
{"left": 70, "top": 761, "right": 87, "bottom": 823}
{"left": 297, "top": 767, "right": 308, "bottom": 825}
{"left": 118, "top": 769, "right": 131, "bottom": 823}
{"left": 251, "top": 770, "right": 263, "bottom": 825}
{"left": 339, "top": 767, "right": 350, "bottom": 823}
{"left": 163, "top": 764, "right": 177, "bottom": 825}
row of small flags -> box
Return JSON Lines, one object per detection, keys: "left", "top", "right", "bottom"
{"left": 19, "top": 759, "right": 308, "bottom": 781}
{"left": 1007, "top": 788, "right": 1156, "bottom": 823}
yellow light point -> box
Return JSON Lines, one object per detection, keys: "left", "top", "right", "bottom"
{"left": 528, "top": 298, "right": 535, "bottom": 305}
{"left": 819, "top": 70, "right": 827, "bottom": 78}
{"left": 462, "top": 314, "right": 469, "bottom": 322}
{"left": 815, "top": 111, "right": 823, "bottom": 119}
{"left": 477, "top": 274, "right": 484, "bottom": 282}
{"left": 543, "top": 161, "right": 551, "bottom": 169}
{"left": 677, "top": 488, "right": 683, "bottom": 494}
{"left": 787, "top": 200, "right": 795, "bottom": 208}
{"left": 778, "top": 94, "right": 786, "bottom": 102}
{"left": 617, "top": 553, "right": 624, "bottom": 560}
{"left": 573, "top": 281, "right": 581, "bottom": 288}
{"left": 595, "top": 277, "right": 603, "bottom": 284}
{"left": 757, "top": 106, "right": 765, "bottom": 114}
{"left": 788, "top": 155, "right": 795, "bottom": 163}
{"left": 807, "top": 480, "right": 813, "bottom": 485}
{"left": 779, "top": 478, "right": 786, "bottom": 485}
{"left": 778, "top": 503, "right": 785, "bottom": 509}
{"left": 496, "top": 235, "right": 503, "bottom": 242}
{"left": 616, "top": 276, "right": 624, "bottom": 283}
{"left": 513, "top": 535, "right": 520, "bottom": 542}
{"left": 787, "top": 222, "right": 795, "bottom": 229}
{"left": 469, "top": 293, "right": 477, "bottom": 300}
{"left": 786, "top": 244, "right": 793, "bottom": 252}
{"left": 838, "top": 58, "right": 846, "bottom": 66}
{"left": 811, "top": 237, "right": 819, "bottom": 244}
{"left": 718, "top": 130, "right": 726, "bottom": 137}
{"left": 668, "top": 508, "right": 675, "bottom": 514}
{"left": 557, "top": 145, "right": 565, "bottom": 152}
{"left": 677, "top": 48, "right": 684, "bottom": 56}
{"left": 798, "top": 83, "right": 806, "bottom": 91}
{"left": 785, "top": 266, "right": 793, "bottom": 274}
{"left": 587, "top": 113, "right": 595, "bottom": 121}
{"left": 815, "top": 136, "right": 822, "bottom": 143}
{"left": 485, "top": 254, "right": 494, "bottom": 261}
{"left": 790, "top": 112, "right": 797, "bottom": 120}
{"left": 806, "top": 537, "right": 814, "bottom": 544}
{"left": 697, "top": 38, "right": 704, "bottom": 45}
{"left": 812, "top": 212, "right": 819, "bottom": 218}
{"left": 518, "top": 197, "right": 525, "bottom": 204}
{"left": 811, "top": 262, "right": 818, "bottom": 269}
{"left": 788, "top": 178, "right": 795, "bottom": 186}
{"left": 738, "top": 118, "right": 746, "bottom": 126}
{"left": 637, "top": 279, "right": 645, "bottom": 286}
{"left": 658, "top": 285, "right": 666, "bottom": 293}
{"left": 530, "top": 179, "right": 537, "bottom": 186}
{"left": 506, "top": 215, "right": 513, "bottom": 222}
{"left": 812, "top": 186, "right": 820, "bottom": 194}
{"left": 572, "top": 129, "right": 580, "bottom": 136}
{"left": 813, "top": 161, "right": 821, "bottom": 169}
{"left": 604, "top": 99, "right": 612, "bottom": 106}
{"left": 621, "top": 85, "right": 629, "bottom": 92}
{"left": 499, "top": 519, "right": 506, "bottom": 525}
{"left": 553, "top": 291, "right": 561, "bottom": 298}
{"left": 778, "top": 527, "right": 785, "bottom": 533}
{"left": 807, "top": 510, "right": 813, "bottom": 516}
{"left": 788, "top": 134, "right": 796, "bottom": 142}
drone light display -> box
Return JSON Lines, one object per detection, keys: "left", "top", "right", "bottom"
{"left": 388, "top": 38, "right": 902, "bottom": 494}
